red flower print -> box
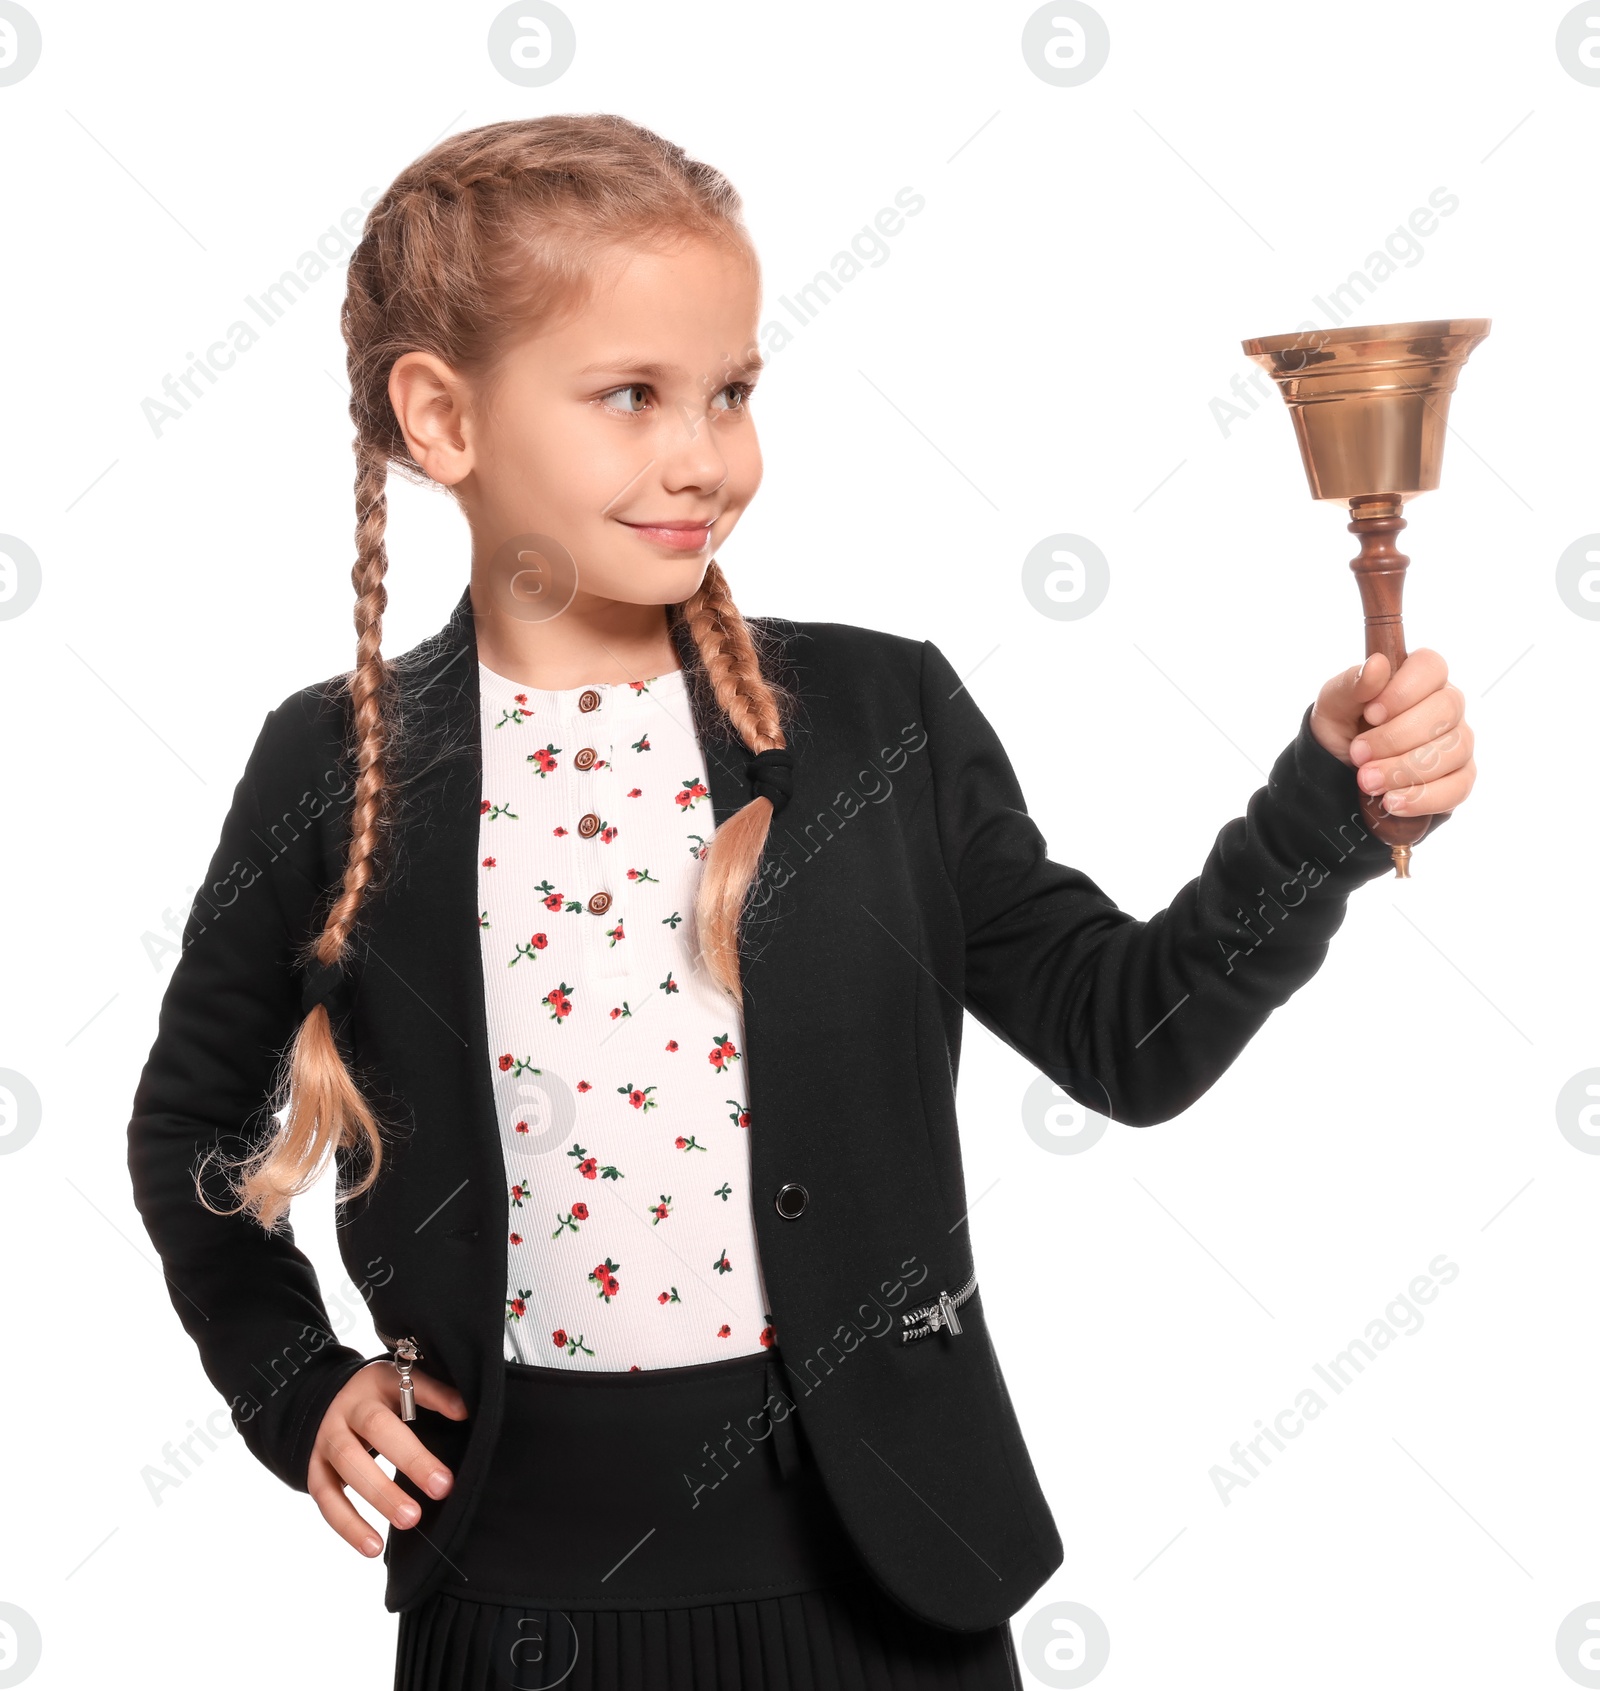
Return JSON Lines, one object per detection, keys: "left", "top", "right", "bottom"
{"left": 567, "top": 1143, "right": 623, "bottom": 1181}
{"left": 507, "top": 1294, "right": 528, "bottom": 1318}
{"left": 571, "top": 1202, "right": 589, "bottom": 1220}
{"left": 542, "top": 892, "right": 563, "bottom": 912}
{"left": 553, "top": 826, "right": 568, "bottom": 837}
{"left": 659, "top": 1286, "right": 681, "bottom": 1304}
{"left": 509, "top": 1232, "right": 523, "bottom": 1246}
{"left": 657, "top": 1292, "right": 669, "bottom": 1304}
{"left": 552, "top": 1330, "right": 594, "bottom": 1357}
{"left": 626, "top": 786, "right": 642, "bottom": 797}
{"left": 515, "top": 693, "right": 528, "bottom": 705}
{"left": 529, "top": 743, "right": 560, "bottom": 776}
{"left": 494, "top": 703, "right": 534, "bottom": 729}
{"left": 576, "top": 1080, "right": 592, "bottom": 1093}
{"left": 708, "top": 1034, "right": 740, "bottom": 1071}
{"left": 712, "top": 1247, "right": 731, "bottom": 1275}
{"left": 675, "top": 777, "right": 709, "bottom": 810}
{"left": 727, "top": 1100, "right": 751, "bottom": 1128}
{"left": 543, "top": 983, "right": 574, "bottom": 1022}
{"left": 589, "top": 1257, "right": 622, "bottom": 1302}
{"left": 498, "top": 1054, "right": 514, "bottom": 1071}
{"left": 648, "top": 1194, "right": 672, "bottom": 1225}
{"left": 600, "top": 824, "right": 618, "bottom": 843}
{"left": 480, "top": 799, "right": 491, "bottom": 814}
{"left": 515, "top": 1119, "right": 530, "bottom": 1134}
{"left": 619, "top": 1083, "right": 658, "bottom": 1113}
{"left": 552, "top": 1328, "right": 566, "bottom": 1345}
{"left": 665, "top": 1039, "right": 679, "bottom": 1052}
{"left": 717, "top": 1324, "right": 731, "bottom": 1338}
{"left": 675, "top": 1134, "right": 707, "bottom": 1152}
{"left": 630, "top": 1364, "right": 641, "bottom": 1371}
{"left": 759, "top": 1324, "right": 776, "bottom": 1347}
{"left": 482, "top": 856, "right": 497, "bottom": 868}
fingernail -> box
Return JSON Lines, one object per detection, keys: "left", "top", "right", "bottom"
{"left": 427, "top": 1470, "right": 452, "bottom": 1498}
{"left": 1349, "top": 738, "right": 1369, "bottom": 763}
{"left": 363, "top": 1535, "right": 383, "bottom": 1556}
{"left": 397, "top": 1501, "right": 421, "bottom": 1525}
{"left": 1366, "top": 702, "right": 1388, "bottom": 724}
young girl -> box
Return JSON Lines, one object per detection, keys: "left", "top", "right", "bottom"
{"left": 127, "top": 115, "right": 1476, "bottom": 1691}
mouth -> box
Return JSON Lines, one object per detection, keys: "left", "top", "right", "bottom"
{"left": 616, "top": 518, "right": 717, "bottom": 553}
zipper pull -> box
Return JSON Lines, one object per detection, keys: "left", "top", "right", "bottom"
{"left": 938, "top": 1289, "right": 962, "bottom": 1336}
{"left": 392, "top": 1335, "right": 421, "bottom": 1422}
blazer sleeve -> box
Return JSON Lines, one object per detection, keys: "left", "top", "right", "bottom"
{"left": 919, "top": 639, "right": 1448, "bottom": 1127}
{"left": 126, "top": 705, "right": 385, "bottom": 1493}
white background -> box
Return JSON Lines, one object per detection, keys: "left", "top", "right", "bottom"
{"left": 1, "top": 2, "right": 1592, "bottom": 1687}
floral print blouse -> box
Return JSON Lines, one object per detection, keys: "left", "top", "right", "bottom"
{"left": 477, "top": 660, "right": 777, "bottom": 1370}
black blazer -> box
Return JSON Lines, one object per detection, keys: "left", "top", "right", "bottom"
{"left": 127, "top": 584, "right": 1412, "bottom": 1631}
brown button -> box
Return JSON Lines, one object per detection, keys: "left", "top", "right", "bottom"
{"left": 577, "top": 813, "right": 602, "bottom": 839}
{"left": 573, "top": 747, "right": 598, "bottom": 771}
{"left": 578, "top": 689, "right": 601, "bottom": 713}
{"left": 587, "top": 890, "right": 612, "bottom": 915}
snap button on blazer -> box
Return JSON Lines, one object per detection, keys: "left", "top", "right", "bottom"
{"left": 126, "top": 584, "right": 1410, "bottom": 1629}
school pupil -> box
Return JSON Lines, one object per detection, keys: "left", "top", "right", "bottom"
{"left": 127, "top": 114, "right": 1477, "bottom": 1691}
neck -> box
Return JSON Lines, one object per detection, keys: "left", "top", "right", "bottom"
{"left": 468, "top": 575, "right": 684, "bottom": 691}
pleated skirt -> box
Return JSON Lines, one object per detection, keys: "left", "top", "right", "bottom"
{"left": 393, "top": 1348, "right": 1020, "bottom": 1691}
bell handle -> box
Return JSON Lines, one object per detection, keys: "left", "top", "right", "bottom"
{"left": 1347, "top": 498, "right": 1432, "bottom": 877}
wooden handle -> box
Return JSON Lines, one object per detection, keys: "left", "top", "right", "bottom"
{"left": 1347, "top": 501, "right": 1432, "bottom": 877}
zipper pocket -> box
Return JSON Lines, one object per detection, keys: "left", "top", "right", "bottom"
{"left": 900, "top": 1268, "right": 978, "bottom": 1343}
{"left": 380, "top": 1332, "right": 423, "bottom": 1421}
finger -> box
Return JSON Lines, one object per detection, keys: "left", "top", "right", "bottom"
{"left": 1361, "top": 646, "right": 1448, "bottom": 726}
{"left": 1357, "top": 718, "right": 1473, "bottom": 800}
{"left": 411, "top": 1368, "right": 470, "bottom": 1421}
{"left": 1350, "top": 685, "right": 1467, "bottom": 767}
{"left": 349, "top": 1395, "right": 458, "bottom": 1502}
{"left": 1372, "top": 757, "right": 1475, "bottom": 817}
{"left": 307, "top": 1455, "right": 387, "bottom": 1557}
{"left": 321, "top": 1413, "right": 430, "bottom": 1528}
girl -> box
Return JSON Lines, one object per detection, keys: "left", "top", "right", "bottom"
{"left": 127, "top": 114, "right": 1476, "bottom": 1691}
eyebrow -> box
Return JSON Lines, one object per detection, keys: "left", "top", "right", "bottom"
{"left": 576, "top": 352, "right": 765, "bottom": 382}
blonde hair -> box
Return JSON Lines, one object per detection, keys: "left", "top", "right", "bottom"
{"left": 207, "top": 115, "right": 795, "bottom": 1233}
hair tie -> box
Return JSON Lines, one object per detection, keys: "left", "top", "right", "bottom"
{"left": 301, "top": 957, "right": 345, "bottom": 1018}
{"left": 745, "top": 747, "right": 794, "bottom": 817}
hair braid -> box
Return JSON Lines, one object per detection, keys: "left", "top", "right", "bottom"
{"left": 673, "top": 561, "right": 792, "bottom": 998}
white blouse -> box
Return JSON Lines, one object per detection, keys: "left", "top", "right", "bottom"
{"left": 476, "top": 659, "right": 777, "bottom": 1370}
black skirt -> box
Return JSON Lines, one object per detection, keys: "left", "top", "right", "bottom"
{"left": 393, "top": 1348, "right": 1021, "bottom": 1690}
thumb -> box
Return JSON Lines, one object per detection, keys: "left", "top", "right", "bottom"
{"left": 1332, "top": 652, "right": 1391, "bottom": 723}
{"left": 412, "top": 1367, "right": 471, "bottom": 1421}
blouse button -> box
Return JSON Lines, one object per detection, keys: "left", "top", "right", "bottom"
{"left": 587, "top": 890, "right": 612, "bottom": 915}
{"left": 578, "top": 689, "right": 601, "bottom": 713}
{"left": 577, "top": 813, "right": 602, "bottom": 839}
{"left": 573, "top": 747, "right": 598, "bottom": 771}
{"left": 774, "top": 1182, "right": 808, "bottom": 1219}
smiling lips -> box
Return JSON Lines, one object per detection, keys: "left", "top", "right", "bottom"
{"left": 618, "top": 518, "right": 716, "bottom": 553}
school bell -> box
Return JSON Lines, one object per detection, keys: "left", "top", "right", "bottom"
{"left": 1239, "top": 318, "right": 1491, "bottom": 877}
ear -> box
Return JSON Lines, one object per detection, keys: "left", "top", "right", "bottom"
{"left": 389, "top": 351, "right": 474, "bottom": 486}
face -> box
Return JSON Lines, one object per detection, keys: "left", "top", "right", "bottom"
{"left": 393, "top": 234, "right": 764, "bottom": 619}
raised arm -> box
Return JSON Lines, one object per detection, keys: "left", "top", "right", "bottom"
{"left": 919, "top": 639, "right": 1437, "bottom": 1127}
{"left": 126, "top": 703, "right": 381, "bottom": 1492}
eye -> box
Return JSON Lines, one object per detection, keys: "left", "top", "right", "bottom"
{"left": 599, "top": 383, "right": 651, "bottom": 414}
{"left": 712, "top": 381, "right": 755, "bottom": 412}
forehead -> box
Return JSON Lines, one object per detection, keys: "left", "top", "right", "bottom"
{"left": 557, "top": 236, "right": 763, "bottom": 378}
